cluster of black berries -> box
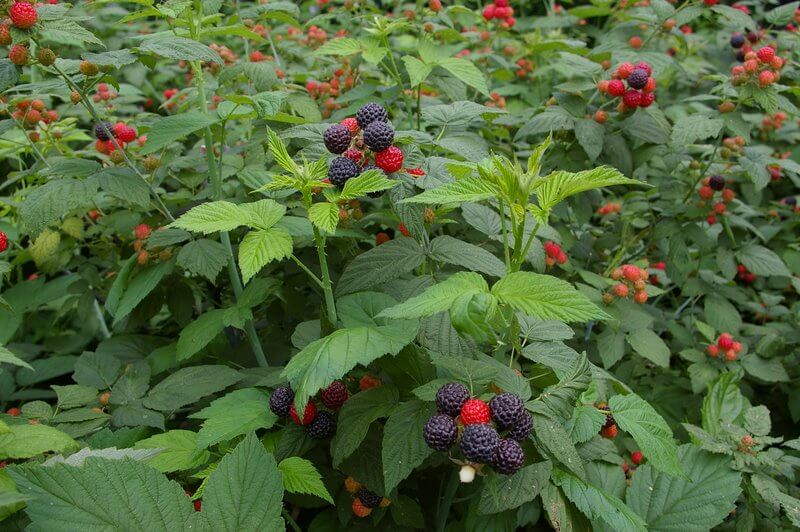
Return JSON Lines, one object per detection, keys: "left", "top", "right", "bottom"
{"left": 269, "top": 380, "right": 349, "bottom": 439}
{"left": 423, "top": 382, "right": 531, "bottom": 477}
{"left": 323, "top": 103, "right": 404, "bottom": 190}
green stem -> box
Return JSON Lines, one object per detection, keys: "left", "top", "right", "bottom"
{"left": 498, "top": 198, "right": 512, "bottom": 270}
{"left": 416, "top": 83, "right": 422, "bottom": 130}
{"left": 291, "top": 254, "right": 323, "bottom": 287}
{"left": 682, "top": 135, "right": 723, "bottom": 204}
{"left": 312, "top": 226, "right": 337, "bottom": 328}
{"left": 514, "top": 221, "right": 541, "bottom": 271}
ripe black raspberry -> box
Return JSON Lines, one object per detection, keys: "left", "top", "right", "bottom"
{"left": 435, "top": 382, "right": 469, "bottom": 417}
{"left": 269, "top": 386, "right": 294, "bottom": 417}
{"left": 627, "top": 68, "right": 649, "bottom": 90}
{"left": 356, "top": 102, "right": 388, "bottom": 128}
{"left": 320, "top": 380, "right": 348, "bottom": 410}
{"left": 460, "top": 424, "right": 499, "bottom": 463}
{"left": 709, "top": 175, "right": 725, "bottom": 191}
{"left": 328, "top": 157, "right": 360, "bottom": 189}
{"left": 306, "top": 411, "right": 336, "bottom": 439}
{"left": 489, "top": 393, "right": 524, "bottom": 430}
{"left": 603, "top": 413, "right": 615, "bottom": 428}
{"left": 94, "top": 121, "right": 113, "bottom": 141}
{"left": 423, "top": 414, "right": 457, "bottom": 451}
{"left": 507, "top": 410, "right": 532, "bottom": 441}
{"left": 356, "top": 488, "right": 382, "bottom": 509}
{"left": 323, "top": 123, "right": 351, "bottom": 154}
{"left": 730, "top": 33, "right": 745, "bottom": 49}
{"left": 363, "top": 121, "right": 394, "bottom": 152}
{"left": 493, "top": 439, "right": 525, "bottom": 475}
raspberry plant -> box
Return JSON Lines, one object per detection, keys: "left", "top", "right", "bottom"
{"left": 0, "top": 1, "right": 799, "bottom": 530}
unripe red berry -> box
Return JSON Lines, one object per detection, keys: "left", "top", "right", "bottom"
{"left": 459, "top": 398, "right": 491, "bottom": 425}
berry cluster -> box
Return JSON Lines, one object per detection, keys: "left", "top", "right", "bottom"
{"left": 163, "top": 88, "right": 186, "bottom": 111}
{"left": 91, "top": 83, "right": 119, "bottom": 105}
{"left": 607, "top": 264, "right": 649, "bottom": 304}
{"left": 720, "top": 136, "right": 746, "bottom": 159}
{"left": 597, "top": 201, "right": 622, "bottom": 216}
{"left": 8, "top": 99, "right": 59, "bottom": 141}
{"left": 93, "top": 121, "right": 138, "bottom": 159}
{"left": 697, "top": 175, "right": 735, "bottom": 225}
{"left": 620, "top": 451, "right": 644, "bottom": 483}
{"left": 596, "top": 402, "right": 618, "bottom": 438}
{"left": 485, "top": 91, "right": 507, "bottom": 109}
{"left": 544, "top": 241, "right": 568, "bottom": 267}
{"left": 268, "top": 381, "right": 348, "bottom": 439}
{"left": 598, "top": 61, "right": 656, "bottom": 110}
{"left": 736, "top": 264, "right": 756, "bottom": 284}
{"left": 423, "top": 382, "right": 530, "bottom": 478}
{"left": 515, "top": 58, "right": 533, "bottom": 79}
{"left": 760, "top": 111, "right": 787, "bottom": 134}
{"left": 482, "top": 0, "right": 516, "bottom": 29}
{"left": 730, "top": 46, "right": 784, "bottom": 87}
{"left": 729, "top": 31, "right": 761, "bottom": 62}
{"left": 344, "top": 478, "right": 390, "bottom": 518}
{"left": 323, "top": 103, "right": 404, "bottom": 189}
{"left": 706, "top": 332, "right": 743, "bottom": 361}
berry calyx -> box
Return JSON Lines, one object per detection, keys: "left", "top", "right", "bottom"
{"left": 460, "top": 398, "right": 491, "bottom": 425}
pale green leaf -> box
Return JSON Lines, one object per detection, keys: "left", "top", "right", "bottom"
{"left": 278, "top": 457, "right": 333, "bottom": 504}
{"left": 171, "top": 201, "right": 252, "bottom": 234}
{"left": 377, "top": 272, "right": 489, "bottom": 319}
{"left": 133, "top": 430, "right": 210, "bottom": 473}
{"left": 238, "top": 227, "right": 293, "bottom": 283}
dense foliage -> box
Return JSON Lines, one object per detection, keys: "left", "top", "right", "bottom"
{"left": 0, "top": 0, "right": 799, "bottom": 530}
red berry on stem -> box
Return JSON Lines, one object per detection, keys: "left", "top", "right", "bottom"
{"left": 631, "top": 451, "right": 643, "bottom": 465}
{"left": 9, "top": 2, "right": 38, "bottom": 30}
{"left": 460, "top": 398, "right": 491, "bottom": 425}
{"left": 375, "top": 146, "right": 403, "bottom": 173}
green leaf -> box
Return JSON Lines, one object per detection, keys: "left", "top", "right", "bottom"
{"left": 750, "top": 474, "right": 800, "bottom": 527}
{"left": 538, "top": 354, "right": 591, "bottom": 421}
{"left": 402, "top": 55, "right": 432, "bottom": 87}
{"left": 552, "top": 468, "right": 647, "bottom": 532}
{"left": 238, "top": 199, "right": 286, "bottom": 230}
{"left": 238, "top": 227, "right": 293, "bottom": 283}
{"left": 437, "top": 57, "right": 490, "bottom": 96}
{"left": 331, "top": 386, "right": 399, "bottom": 466}
{"left": 736, "top": 244, "right": 791, "bottom": 277}
{"left": 176, "top": 239, "right": 226, "bottom": 283}
{"left": 491, "top": 272, "right": 609, "bottom": 323}
{"left": 339, "top": 170, "right": 399, "bottom": 200}
{"left": 378, "top": 272, "right": 488, "bottom": 319}
{"left": 626, "top": 329, "right": 670, "bottom": 368}
{"left": 278, "top": 457, "right": 333, "bottom": 504}
{"left": 267, "top": 128, "right": 300, "bottom": 174}
{"left": 535, "top": 166, "right": 643, "bottom": 218}
{"left": 428, "top": 235, "right": 506, "bottom": 277}
{"left": 250, "top": 91, "right": 288, "bottom": 118}
{"left": 170, "top": 201, "right": 252, "bottom": 234}
{"left": 190, "top": 388, "right": 277, "bottom": 449}
{"left": 20, "top": 177, "right": 99, "bottom": 237}
{"left": 141, "top": 112, "right": 219, "bottom": 154}
{"left": 9, "top": 457, "right": 197, "bottom": 530}
{"left": 0, "top": 424, "right": 78, "bottom": 459}
{"left": 133, "top": 430, "right": 210, "bottom": 473}
{"left": 200, "top": 433, "right": 284, "bottom": 531}
{"left": 52, "top": 384, "right": 97, "bottom": 409}
{"left": 382, "top": 400, "right": 436, "bottom": 493}
{"left": 337, "top": 237, "right": 425, "bottom": 295}
{"left": 701, "top": 371, "right": 747, "bottom": 436}
{"left": 176, "top": 308, "right": 229, "bottom": 360}
{"left": 143, "top": 365, "right": 242, "bottom": 412}
{"left": 139, "top": 36, "right": 222, "bottom": 64}
{"left": 113, "top": 260, "right": 174, "bottom": 323}
{"left": 532, "top": 413, "right": 585, "bottom": 479}
{"left": 765, "top": 1, "right": 800, "bottom": 24}
{"left": 670, "top": 115, "right": 723, "bottom": 145}
{"left": 740, "top": 355, "right": 789, "bottom": 383}
{"left": 0, "top": 344, "right": 33, "bottom": 370}
{"left": 609, "top": 393, "right": 683, "bottom": 477}
{"left": 568, "top": 404, "right": 607, "bottom": 443}
{"left": 627, "top": 445, "right": 741, "bottom": 531}
{"left": 313, "top": 37, "right": 362, "bottom": 56}
{"left": 574, "top": 119, "right": 604, "bottom": 161}
{"left": 401, "top": 176, "right": 498, "bottom": 205}
{"left": 307, "top": 202, "right": 339, "bottom": 234}
{"left": 40, "top": 19, "right": 104, "bottom": 47}
{"left": 96, "top": 167, "right": 150, "bottom": 208}
{"left": 478, "top": 462, "right": 552, "bottom": 515}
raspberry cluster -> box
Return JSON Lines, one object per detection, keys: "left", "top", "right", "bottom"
{"left": 305, "top": 59, "right": 356, "bottom": 117}
{"left": 706, "top": 332, "right": 743, "bottom": 362}
{"left": 606, "top": 264, "right": 650, "bottom": 304}
{"left": 324, "top": 103, "right": 405, "bottom": 190}
{"left": 482, "top": 0, "right": 516, "bottom": 29}
{"left": 736, "top": 264, "right": 756, "bottom": 284}
{"left": 598, "top": 61, "right": 656, "bottom": 110}
{"left": 544, "top": 241, "right": 568, "bottom": 267}
{"left": 620, "top": 450, "right": 645, "bottom": 480}
{"left": 93, "top": 121, "right": 138, "bottom": 157}
{"left": 423, "top": 382, "right": 530, "bottom": 477}
{"left": 268, "top": 382, "right": 349, "bottom": 439}
{"left": 697, "top": 175, "right": 735, "bottom": 225}
{"left": 595, "top": 402, "right": 618, "bottom": 438}
{"left": 597, "top": 202, "right": 622, "bottom": 216}
{"left": 9, "top": 99, "right": 60, "bottom": 142}
{"left": 730, "top": 46, "right": 784, "bottom": 88}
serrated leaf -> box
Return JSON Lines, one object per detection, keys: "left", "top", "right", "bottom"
{"left": 307, "top": 202, "right": 338, "bottom": 234}
{"left": 339, "top": 170, "right": 398, "bottom": 200}
{"left": 402, "top": 55, "right": 432, "bottom": 87}
{"left": 575, "top": 119, "right": 604, "bottom": 161}
{"left": 532, "top": 413, "right": 586, "bottom": 479}
{"left": 437, "top": 57, "right": 489, "bottom": 96}
{"left": 0, "top": 344, "right": 33, "bottom": 370}
{"left": 133, "top": 430, "right": 210, "bottom": 473}
{"left": 139, "top": 36, "right": 222, "bottom": 64}
{"left": 143, "top": 365, "right": 242, "bottom": 412}
{"left": 176, "top": 239, "right": 226, "bottom": 283}
{"left": 141, "top": 112, "right": 219, "bottom": 154}
{"left": 332, "top": 386, "right": 398, "bottom": 466}
{"left": 382, "top": 400, "right": 436, "bottom": 493}
{"left": 626, "top": 330, "right": 670, "bottom": 367}
{"left": 378, "top": 272, "right": 488, "bottom": 319}
{"left": 171, "top": 201, "right": 252, "bottom": 234}
{"left": 278, "top": 457, "right": 333, "bottom": 504}
{"left": 0, "top": 424, "right": 78, "bottom": 459}
{"left": 337, "top": 237, "right": 425, "bottom": 295}
{"left": 478, "top": 462, "right": 552, "bottom": 515}
{"left": 113, "top": 260, "right": 174, "bottom": 323}
{"left": 428, "top": 235, "right": 505, "bottom": 277}
{"left": 20, "top": 178, "right": 99, "bottom": 237}
{"left": 736, "top": 244, "right": 791, "bottom": 277}
{"left": 238, "top": 227, "right": 293, "bottom": 283}
{"left": 535, "top": 166, "right": 643, "bottom": 217}
{"left": 400, "top": 176, "right": 498, "bottom": 205}
{"left": 190, "top": 388, "right": 277, "bottom": 449}
{"left": 670, "top": 115, "right": 722, "bottom": 145}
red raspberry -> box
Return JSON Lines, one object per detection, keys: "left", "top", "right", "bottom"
{"left": 496, "top": 0, "right": 509, "bottom": 6}
{"left": 699, "top": 186, "right": 714, "bottom": 200}
{"left": 407, "top": 167, "right": 425, "bottom": 176}
{"left": 0, "top": 24, "right": 10, "bottom": 46}
{"left": 289, "top": 401, "right": 318, "bottom": 425}
{"left": 9, "top": 2, "right": 38, "bottom": 30}
{"left": 607, "top": 79, "right": 625, "bottom": 97}
{"left": 343, "top": 148, "right": 362, "bottom": 163}
{"left": 482, "top": 5, "right": 496, "bottom": 20}
{"left": 613, "top": 283, "right": 629, "bottom": 297}
{"left": 643, "top": 77, "right": 656, "bottom": 93}
{"left": 0, "top": 231, "right": 7, "bottom": 252}
{"left": 398, "top": 223, "right": 411, "bottom": 237}
{"left": 352, "top": 498, "right": 372, "bottom": 518}
{"left": 375, "top": 232, "right": 390, "bottom": 245}
{"left": 600, "top": 424, "right": 618, "bottom": 439}
{"left": 756, "top": 46, "right": 775, "bottom": 63}
{"left": 341, "top": 117, "right": 359, "bottom": 134}
{"left": 8, "top": 44, "right": 29, "bottom": 66}
{"left": 118, "top": 125, "right": 137, "bottom": 143}
{"left": 460, "top": 398, "right": 490, "bottom": 425}
{"left": 717, "top": 333, "right": 734, "bottom": 350}
{"left": 639, "top": 92, "right": 655, "bottom": 108}
{"left": 133, "top": 224, "right": 151, "bottom": 240}
{"left": 631, "top": 451, "right": 643, "bottom": 465}
{"left": 758, "top": 71, "right": 774, "bottom": 87}
{"left": 616, "top": 62, "right": 635, "bottom": 79}
{"left": 375, "top": 146, "right": 403, "bottom": 173}
{"left": 707, "top": 344, "right": 719, "bottom": 357}
{"left": 707, "top": 214, "right": 716, "bottom": 225}
{"left": 622, "top": 90, "right": 642, "bottom": 108}
{"left": 7, "top": 407, "right": 20, "bottom": 416}
{"left": 634, "top": 61, "right": 652, "bottom": 76}
{"left": 544, "top": 241, "right": 561, "bottom": 258}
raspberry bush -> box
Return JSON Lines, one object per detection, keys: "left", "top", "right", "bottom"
{"left": 0, "top": 0, "right": 798, "bottom": 530}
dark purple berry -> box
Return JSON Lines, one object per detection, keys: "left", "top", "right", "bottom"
{"left": 423, "top": 415, "right": 457, "bottom": 451}
{"left": 356, "top": 488, "right": 382, "bottom": 509}
{"left": 489, "top": 393, "right": 524, "bottom": 430}
{"left": 627, "top": 69, "right": 649, "bottom": 90}
{"left": 435, "top": 382, "right": 469, "bottom": 417}
{"left": 709, "top": 175, "right": 725, "bottom": 191}
{"left": 460, "top": 424, "right": 499, "bottom": 463}
{"left": 320, "top": 380, "right": 348, "bottom": 410}
{"left": 507, "top": 410, "right": 532, "bottom": 441}
{"left": 94, "top": 121, "right": 113, "bottom": 140}
{"left": 328, "top": 157, "right": 360, "bottom": 189}
{"left": 785, "top": 197, "right": 796, "bottom": 206}
{"left": 363, "top": 121, "right": 394, "bottom": 152}
{"left": 356, "top": 102, "right": 388, "bottom": 128}
{"left": 604, "top": 413, "right": 615, "bottom": 428}
{"left": 306, "top": 411, "right": 336, "bottom": 439}
{"left": 493, "top": 439, "right": 525, "bottom": 475}
{"left": 730, "top": 33, "right": 745, "bottom": 49}
{"left": 269, "top": 386, "right": 294, "bottom": 417}
{"left": 323, "top": 124, "right": 351, "bottom": 154}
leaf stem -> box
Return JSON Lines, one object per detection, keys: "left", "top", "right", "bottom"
{"left": 291, "top": 254, "right": 324, "bottom": 287}
{"left": 498, "top": 198, "right": 512, "bottom": 270}
{"left": 312, "top": 225, "right": 338, "bottom": 329}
